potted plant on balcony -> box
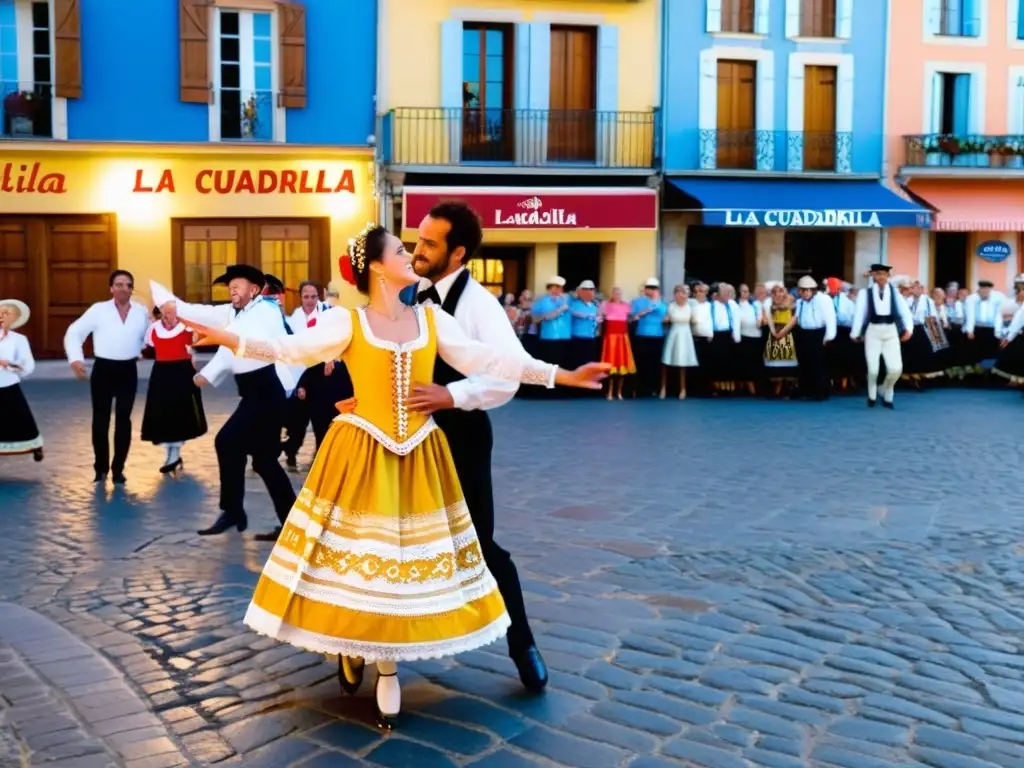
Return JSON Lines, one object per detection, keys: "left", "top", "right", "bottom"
{"left": 240, "top": 95, "right": 259, "bottom": 140}
{"left": 998, "top": 138, "right": 1024, "bottom": 169}
{"left": 955, "top": 137, "right": 989, "bottom": 167}
{"left": 938, "top": 135, "right": 961, "bottom": 165}
{"left": 921, "top": 136, "right": 945, "bottom": 166}
{"left": 3, "top": 90, "right": 37, "bottom": 136}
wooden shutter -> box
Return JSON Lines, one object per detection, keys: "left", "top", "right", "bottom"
{"left": 279, "top": 2, "right": 307, "bottom": 109}
{"left": 179, "top": 0, "right": 210, "bottom": 104}
{"left": 53, "top": 0, "right": 82, "bottom": 99}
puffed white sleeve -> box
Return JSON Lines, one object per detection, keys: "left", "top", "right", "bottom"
{"left": 63, "top": 303, "right": 99, "bottom": 364}
{"left": 198, "top": 345, "right": 233, "bottom": 388}
{"left": 850, "top": 291, "right": 869, "bottom": 338}
{"left": 15, "top": 335, "right": 35, "bottom": 378}
{"left": 150, "top": 281, "right": 235, "bottom": 329}
{"left": 431, "top": 305, "right": 557, "bottom": 388}
{"left": 236, "top": 308, "right": 353, "bottom": 368}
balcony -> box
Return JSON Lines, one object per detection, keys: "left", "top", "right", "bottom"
{"left": 216, "top": 90, "right": 275, "bottom": 142}
{"left": 695, "top": 130, "right": 856, "bottom": 174}
{"left": 902, "top": 134, "right": 1024, "bottom": 177}
{"left": 381, "top": 108, "right": 659, "bottom": 172}
{"left": 1, "top": 82, "right": 53, "bottom": 140}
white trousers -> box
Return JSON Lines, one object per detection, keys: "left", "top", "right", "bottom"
{"left": 864, "top": 323, "right": 902, "bottom": 402}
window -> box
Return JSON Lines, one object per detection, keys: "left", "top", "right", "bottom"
{"left": 31, "top": 2, "right": 49, "bottom": 85}
{"left": 939, "top": 0, "right": 981, "bottom": 37}
{"left": 800, "top": 0, "right": 836, "bottom": 37}
{"left": 182, "top": 225, "right": 240, "bottom": 304}
{"left": 933, "top": 72, "right": 971, "bottom": 134}
{"left": 722, "top": 0, "right": 756, "bottom": 33}
{"left": 1018, "top": 0, "right": 1024, "bottom": 40}
{"left": 1, "top": 0, "right": 52, "bottom": 138}
{"left": 468, "top": 258, "right": 505, "bottom": 297}
{"left": 260, "top": 223, "right": 310, "bottom": 313}
{"left": 216, "top": 9, "right": 275, "bottom": 141}
{"left": 461, "top": 23, "right": 514, "bottom": 162}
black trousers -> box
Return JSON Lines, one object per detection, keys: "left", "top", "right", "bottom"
{"left": 216, "top": 366, "right": 296, "bottom": 523}
{"left": 528, "top": 339, "right": 570, "bottom": 399}
{"left": 283, "top": 362, "right": 355, "bottom": 457}
{"left": 633, "top": 336, "right": 664, "bottom": 397}
{"left": 90, "top": 358, "right": 138, "bottom": 474}
{"left": 795, "top": 327, "right": 829, "bottom": 400}
{"left": 433, "top": 409, "right": 535, "bottom": 654}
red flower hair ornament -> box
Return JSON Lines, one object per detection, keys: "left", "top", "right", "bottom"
{"left": 339, "top": 222, "right": 378, "bottom": 287}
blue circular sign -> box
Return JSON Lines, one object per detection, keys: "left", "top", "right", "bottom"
{"left": 978, "top": 240, "right": 1011, "bottom": 263}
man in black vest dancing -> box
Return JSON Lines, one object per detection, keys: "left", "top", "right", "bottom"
{"left": 404, "top": 201, "right": 549, "bottom": 693}
{"left": 850, "top": 263, "right": 914, "bottom": 409}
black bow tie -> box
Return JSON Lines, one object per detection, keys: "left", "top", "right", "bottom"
{"left": 418, "top": 286, "right": 441, "bottom": 305}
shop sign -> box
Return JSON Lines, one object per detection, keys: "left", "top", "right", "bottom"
{"left": 977, "top": 240, "right": 1011, "bottom": 263}
{"left": 402, "top": 188, "right": 658, "bottom": 230}
{"left": 721, "top": 209, "right": 882, "bottom": 228}
{"left": 133, "top": 168, "right": 356, "bottom": 195}
{"left": 0, "top": 162, "right": 67, "bottom": 194}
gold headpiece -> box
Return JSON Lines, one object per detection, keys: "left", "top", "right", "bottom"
{"left": 348, "top": 222, "right": 377, "bottom": 274}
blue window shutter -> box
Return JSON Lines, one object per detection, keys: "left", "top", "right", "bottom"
{"left": 514, "top": 24, "right": 531, "bottom": 110}
{"left": 754, "top": 0, "right": 770, "bottom": 33}
{"left": 596, "top": 25, "right": 619, "bottom": 113}
{"left": 961, "top": 0, "right": 980, "bottom": 36}
{"left": 924, "top": 0, "right": 942, "bottom": 34}
{"left": 1018, "top": 0, "right": 1024, "bottom": 39}
{"left": 527, "top": 22, "right": 550, "bottom": 111}
{"left": 440, "top": 20, "right": 463, "bottom": 109}
{"left": 952, "top": 74, "right": 970, "bottom": 134}
{"left": 785, "top": 0, "right": 800, "bottom": 36}
{"left": 706, "top": 0, "right": 722, "bottom": 33}
{"left": 836, "top": 0, "right": 853, "bottom": 38}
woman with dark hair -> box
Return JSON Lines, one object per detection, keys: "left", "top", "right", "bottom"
{"left": 156, "top": 224, "right": 608, "bottom": 730}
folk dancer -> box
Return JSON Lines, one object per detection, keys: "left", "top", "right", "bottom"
{"left": 528, "top": 276, "right": 572, "bottom": 398}
{"left": 903, "top": 281, "right": 946, "bottom": 387}
{"left": 0, "top": 299, "right": 43, "bottom": 461}
{"left": 599, "top": 287, "right": 636, "bottom": 401}
{"left": 941, "top": 283, "right": 968, "bottom": 379}
{"left": 736, "top": 284, "right": 766, "bottom": 395}
{"left": 689, "top": 282, "right": 714, "bottom": 396}
{"left": 764, "top": 282, "right": 799, "bottom": 397}
{"left": 568, "top": 280, "right": 601, "bottom": 372}
{"left": 140, "top": 303, "right": 207, "bottom": 474}
{"left": 850, "top": 264, "right": 913, "bottom": 409}
{"left": 660, "top": 284, "right": 697, "bottom": 400}
{"left": 706, "top": 284, "right": 741, "bottom": 393}
{"left": 64, "top": 270, "right": 150, "bottom": 483}
{"left": 826, "top": 278, "right": 858, "bottom": 391}
{"left": 406, "top": 203, "right": 550, "bottom": 693}
{"left": 995, "top": 274, "right": 1024, "bottom": 386}
{"left": 630, "top": 278, "right": 668, "bottom": 397}
{"left": 155, "top": 265, "right": 297, "bottom": 541}
{"left": 777, "top": 276, "right": 837, "bottom": 401}
{"left": 964, "top": 280, "right": 1005, "bottom": 382}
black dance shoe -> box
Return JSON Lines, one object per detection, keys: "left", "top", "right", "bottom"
{"left": 866, "top": 398, "right": 876, "bottom": 408}
{"left": 198, "top": 512, "right": 248, "bottom": 536}
{"left": 253, "top": 526, "right": 282, "bottom": 542}
{"left": 882, "top": 400, "right": 895, "bottom": 410}
{"left": 285, "top": 455, "right": 299, "bottom": 471}
{"left": 337, "top": 655, "right": 365, "bottom": 695}
{"left": 32, "top": 449, "right": 43, "bottom": 462}
{"left": 512, "top": 645, "right": 549, "bottom": 694}
{"left": 159, "top": 458, "right": 183, "bottom": 475}
{"left": 93, "top": 471, "right": 107, "bottom": 482}
{"left": 375, "top": 671, "right": 400, "bottom": 730}
{"left": 112, "top": 472, "right": 127, "bottom": 484}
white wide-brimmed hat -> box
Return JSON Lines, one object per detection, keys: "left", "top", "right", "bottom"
{"left": 797, "top": 276, "right": 817, "bottom": 290}
{"left": 0, "top": 298, "right": 30, "bottom": 329}
{"left": 644, "top": 277, "right": 661, "bottom": 289}
{"left": 577, "top": 279, "right": 596, "bottom": 290}
{"left": 547, "top": 275, "right": 566, "bottom": 287}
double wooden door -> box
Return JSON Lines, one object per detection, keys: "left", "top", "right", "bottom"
{"left": 548, "top": 26, "right": 597, "bottom": 163}
{"left": 803, "top": 64, "right": 838, "bottom": 171}
{"left": 0, "top": 215, "right": 116, "bottom": 357}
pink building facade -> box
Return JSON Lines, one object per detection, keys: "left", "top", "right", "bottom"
{"left": 886, "top": 0, "right": 1024, "bottom": 291}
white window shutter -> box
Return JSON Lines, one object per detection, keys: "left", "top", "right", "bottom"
{"left": 836, "top": 0, "right": 853, "bottom": 38}
{"left": 755, "top": 0, "right": 770, "bottom": 33}
{"left": 1011, "top": 0, "right": 1021, "bottom": 41}
{"left": 707, "top": 0, "right": 722, "bottom": 33}
{"left": 527, "top": 23, "right": 551, "bottom": 111}
{"left": 785, "top": 0, "right": 800, "bottom": 36}
{"left": 1010, "top": 76, "right": 1024, "bottom": 134}
{"left": 439, "top": 20, "right": 463, "bottom": 109}
{"left": 929, "top": 72, "right": 944, "bottom": 133}
{"left": 596, "top": 25, "right": 619, "bottom": 113}
{"left": 515, "top": 24, "right": 531, "bottom": 110}
{"left": 924, "top": 0, "right": 942, "bottom": 35}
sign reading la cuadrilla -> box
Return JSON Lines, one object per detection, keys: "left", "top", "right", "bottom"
{"left": 402, "top": 187, "right": 658, "bottom": 231}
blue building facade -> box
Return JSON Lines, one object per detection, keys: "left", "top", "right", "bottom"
{"left": 659, "top": 0, "right": 930, "bottom": 289}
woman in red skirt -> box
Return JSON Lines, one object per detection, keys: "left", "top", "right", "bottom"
{"left": 600, "top": 287, "right": 636, "bottom": 400}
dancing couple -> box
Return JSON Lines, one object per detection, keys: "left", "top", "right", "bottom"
{"left": 154, "top": 204, "right": 608, "bottom": 728}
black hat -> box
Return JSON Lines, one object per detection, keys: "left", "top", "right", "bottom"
{"left": 263, "top": 273, "right": 285, "bottom": 294}
{"left": 869, "top": 263, "right": 892, "bottom": 272}
{"left": 213, "top": 264, "right": 265, "bottom": 288}
{"left": 979, "top": 280, "right": 994, "bottom": 288}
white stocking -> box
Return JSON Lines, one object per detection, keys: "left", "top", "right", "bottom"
{"left": 376, "top": 661, "right": 400, "bottom": 715}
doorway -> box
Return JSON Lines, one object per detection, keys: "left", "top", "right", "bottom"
{"left": 548, "top": 26, "right": 597, "bottom": 163}
{"left": 470, "top": 246, "right": 528, "bottom": 298}
{"left": 784, "top": 230, "right": 848, "bottom": 284}
{"left": 557, "top": 243, "right": 601, "bottom": 293}
{"left": 716, "top": 59, "right": 757, "bottom": 170}
{"left": 684, "top": 226, "right": 753, "bottom": 288}
{"left": 933, "top": 232, "right": 968, "bottom": 290}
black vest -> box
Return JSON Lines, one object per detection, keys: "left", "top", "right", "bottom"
{"left": 420, "top": 269, "right": 472, "bottom": 387}
{"left": 866, "top": 285, "right": 906, "bottom": 334}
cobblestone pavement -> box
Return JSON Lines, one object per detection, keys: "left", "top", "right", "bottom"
{"left": 2, "top": 379, "right": 1024, "bottom": 767}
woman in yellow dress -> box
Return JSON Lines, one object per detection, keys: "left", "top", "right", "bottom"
{"left": 763, "top": 282, "right": 799, "bottom": 397}
{"left": 167, "top": 225, "right": 607, "bottom": 729}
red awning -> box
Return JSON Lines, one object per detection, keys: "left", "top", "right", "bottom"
{"left": 402, "top": 187, "right": 658, "bottom": 231}
{"left": 908, "top": 181, "right": 1024, "bottom": 232}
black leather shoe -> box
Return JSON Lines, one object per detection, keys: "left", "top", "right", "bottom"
{"left": 512, "top": 646, "right": 548, "bottom": 694}
{"left": 338, "top": 655, "right": 365, "bottom": 695}
{"left": 112, "top": 472, "right": 127, "bottom": 484}
{"left": 866, "top": 398, "right": 876, "bottom": 408}
{"left": 253, "top": 526, "right": 282, "bottom": 542}
{"left": 882, "top": 400, "right": 895, "bottom": 410}
{"left": 198, "top": 512, "right": 248, "bottom": 536}
{"left": 93, "top": 471, "right": 107, "bottom": 482}
{"left": 285, "top": 455, "right": 299, "bottom": 471}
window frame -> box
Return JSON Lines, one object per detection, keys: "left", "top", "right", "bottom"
{"left": 924, "top": 0, "right": 988, "bottom": 46}
{"left": 4, "top": 0, "right": 65, "bottom": 139}
{"left": 461, "top": 22, "right": 514, "bottom": 114}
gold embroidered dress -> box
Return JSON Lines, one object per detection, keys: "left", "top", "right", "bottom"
{"left": 239, "top": 305, "right": 556, "bottom": 661}
{"left": 764, "top": 305, "right": 798, "bottom": 368}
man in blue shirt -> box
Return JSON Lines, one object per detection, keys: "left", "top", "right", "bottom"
{"left": 528, "top": 276, "right": 572, "bottom": 399}
{"left": 630, "top": 277, "right": 668, "bottom": 397}
{"left": 568, "top": 278, "right": 600, "bottom": 363}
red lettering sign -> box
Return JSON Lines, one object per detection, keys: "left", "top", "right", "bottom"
{"left": 0, "top": 162, "right": 66, "bottom": 194}
{"left": 132, "top": 168, "right": 356, "bottom": 195}
{"left": 402, "top": 188, "right": 657, "bottom": 230}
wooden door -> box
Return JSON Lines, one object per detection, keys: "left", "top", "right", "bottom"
{"left": 716, "top": 60, "right": 757, "bottom": 169}
{"left": 548, "top": 26, "right": 597, "bottom": 163}
{"left": 44, "top": 215, "right": 116, "bottom": 356}
{"left": 803, "top": 64, "right": 837, "bottom": 170}
{"left": 0, "top": 219, "right": 38, "bottom": 351}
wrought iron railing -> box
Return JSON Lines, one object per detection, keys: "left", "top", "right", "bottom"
{"left": 695, "top": 129, "right": 855, "bottom": 173}
{"left": 382, "top": 107, "right": 659, "bottom": 169}
{"left": 903, "top": 134, "right": 1024, "bottom": 169}
{"left": 1, "top": 82, "right": 53, "bottom": 139}
{"left": 217, "top": 90, "right": 274, "bottom": 141}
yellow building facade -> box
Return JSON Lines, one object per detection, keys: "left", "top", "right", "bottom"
{"left": 0, "top": 143, "right": 374, "bottom": 356}
{"left": 379, "top": 0, "right": 662, "bottom": 298}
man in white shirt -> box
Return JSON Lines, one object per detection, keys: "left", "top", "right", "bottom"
{"left": 153, "top": 265, "right": 297, "bottom": 541}
{"left": 64, "top": 269, "right": 150, "bottom": 483}
{"left": 850, "top": 264, "right": 913, "bottom": 409}
{"left": 404, "top": 200, "right": 548, "bottom": 694}
{"left": 964, "top": 279, "right": 1004, "bottom": 376}
{"left": 793, "top": 275, "right": 838, "bottom": 401}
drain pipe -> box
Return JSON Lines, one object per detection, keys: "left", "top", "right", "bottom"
{"left": 880, "top": 0, "right": 893, "bottom": 267}
{"left": 656, "top": 0, "right": 669, "bottom": 284}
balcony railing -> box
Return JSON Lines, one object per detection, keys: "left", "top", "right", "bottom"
{"left": 382, "top": 107, "right": 659, "bottom": 169}
{"left": 903, "top": 134, "right": 1024, "bottom": 170}
{"left": 217, "top": 90, "right": 275, "bottom": 141}
{"left": 697, "top": 129, "right": 855, "bottom": 173}
{"left": 1, "top": 82, "right": 53, "bottom": 139}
